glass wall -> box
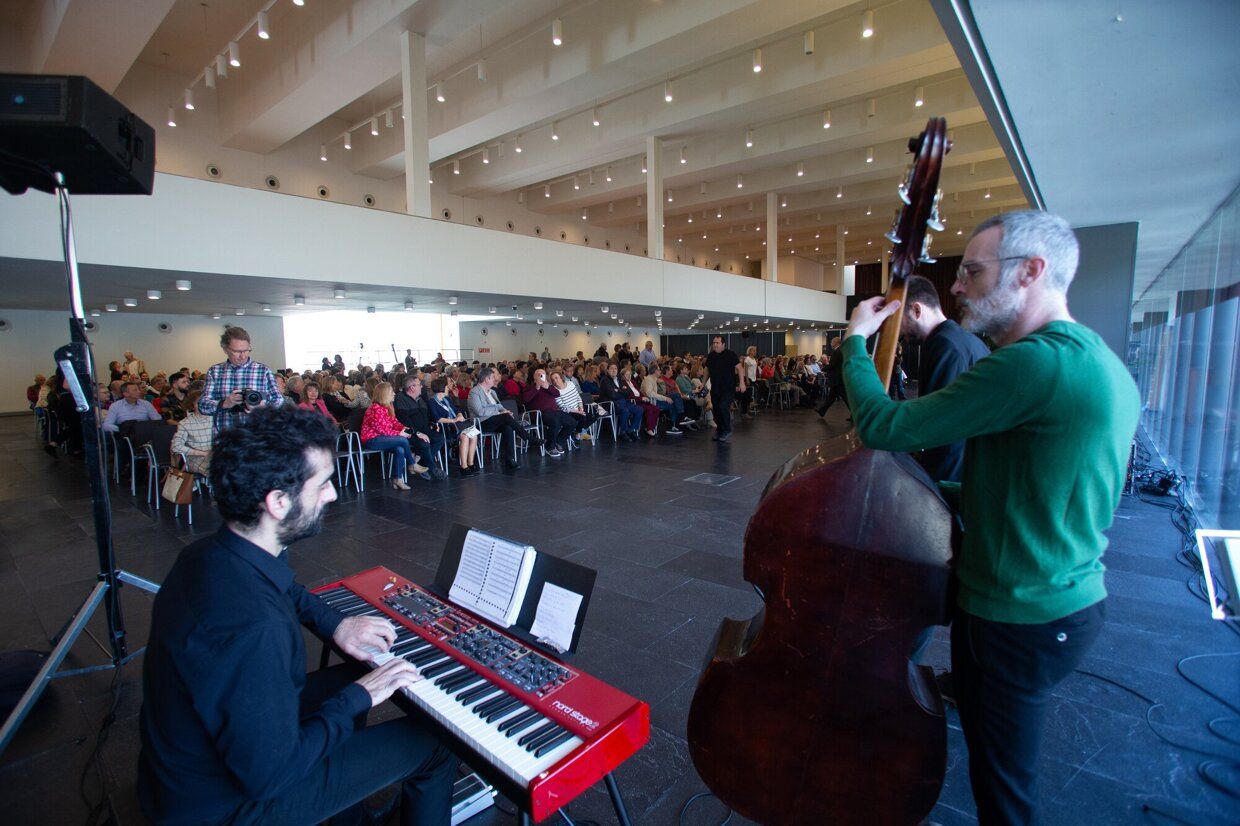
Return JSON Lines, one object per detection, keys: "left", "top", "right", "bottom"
{"left": 1130, "top": 185, "right": 1239, "bottom": 529}
{"left": 281, "top": 310, "right": 465, "bottom": 371}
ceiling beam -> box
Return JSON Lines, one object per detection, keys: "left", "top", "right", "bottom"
{"left": 26, "top": 0, "right": 178, "bottom": 92}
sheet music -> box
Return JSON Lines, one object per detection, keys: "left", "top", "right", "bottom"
{"left": 449, "top": 529, "right": 536, "bottom": 627}
{"left": 529, "top": 583, "right": 583, "bottom": 653}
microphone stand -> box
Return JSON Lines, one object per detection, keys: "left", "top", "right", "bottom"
{"left": 0, "top": 174, "right": 160, "bottom": 755}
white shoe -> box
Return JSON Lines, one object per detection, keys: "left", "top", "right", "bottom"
{"left": 645, "top": 428, "right": 657, "bottom": 437}
{"left": 392, "top": 477, "right": 411, "bottom": 491}
{"left": 667, "top": 427, "right": 683, "bottom": 435}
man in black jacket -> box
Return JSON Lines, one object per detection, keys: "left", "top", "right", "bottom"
{"left": 394, "top": 375, "right": 446, "bottom": 479}
{"left": 816, "top": 337, "right": 849, "bottom": 418}
{"left": 900, "top": 275, "right": 991, "bottom": 484}
{"left": 596, "top": 362, "right": 642, "bottom": 440}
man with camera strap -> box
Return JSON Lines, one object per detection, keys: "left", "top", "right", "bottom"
{"left": 199, "top": 326, "right": 285, "bottom": 434}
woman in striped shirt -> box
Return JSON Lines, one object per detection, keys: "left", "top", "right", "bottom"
{"left": 550, "top": 371, "right": 598, "bottom": 441}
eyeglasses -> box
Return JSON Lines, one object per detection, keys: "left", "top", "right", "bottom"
{"left": 955, "top": 256, "right": 1028, "bottom": 283}
{"left": 227, "top": 347, "right": 252, "bottom": 356}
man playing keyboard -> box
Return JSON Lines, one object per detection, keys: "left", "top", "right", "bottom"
{"left": 138, "top": 406, "right": 456, "bottom": 825}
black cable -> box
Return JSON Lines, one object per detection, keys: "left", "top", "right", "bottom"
{"left": 80, "top": 662, "right": 125, "bottom": 825}
{"left": 678, "top": 791, "right": 732, "bottom": 826}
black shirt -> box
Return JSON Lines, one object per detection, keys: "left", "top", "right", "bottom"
{"left": 138, "top": 527, "right": 367, "bottom": 822}
{"left": 394, "top": 391, "right": 433, "bottom": 434}
{"left": 705, "top": 349, "right": 741, "bottom": 388}
{"left": 914, "top": 319, "right": 991, "bottom": 483}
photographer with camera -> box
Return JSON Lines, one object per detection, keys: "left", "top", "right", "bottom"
{"left": 199, "top": 326, "right": 284, "bottom": 434}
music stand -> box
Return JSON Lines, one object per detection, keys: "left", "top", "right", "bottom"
{"left": 0, "top": 173, "right": 160, "bottom": 755}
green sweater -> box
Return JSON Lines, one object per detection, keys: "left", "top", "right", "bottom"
{"left": 842, "top": 321, "right": 1139, "bottom": 624}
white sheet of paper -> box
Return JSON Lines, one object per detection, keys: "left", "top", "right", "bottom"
{"left": 529, "top": 583, "right": 583, "bottom": 652}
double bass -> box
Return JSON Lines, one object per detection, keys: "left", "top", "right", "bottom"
{"left": 687, "top": 119, "right": 954, "bottom": 825}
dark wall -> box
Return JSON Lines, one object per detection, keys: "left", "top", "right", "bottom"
{"left": 848, "top": 255, "right": 964, "bottom": 319}
{"left": 661, "top": 332, "right": 787, "bottom": 357}
{"left": 1071, "top": 223, "right": 1139, "bottom": 360}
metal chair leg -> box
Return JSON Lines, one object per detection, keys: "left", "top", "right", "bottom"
{"left": 604, "top": 773, "right": 633, "bottom": 826}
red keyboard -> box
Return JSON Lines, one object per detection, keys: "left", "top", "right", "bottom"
{"left": 314, "top": 567, "right": 649, "bottom": 822}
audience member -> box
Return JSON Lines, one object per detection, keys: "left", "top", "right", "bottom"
{"left": 705, "top": 335, "right": 744, "bottom": 442}
{"left": 468, "top": 367, "right": 541, "bottom": 469}
{"left": 596, "top": 362, "right": 642, "bottom": 440}
{"left": 550, "top": 371, "right": 598, "bottom": 442}
{"left": 103, "top": 381, "right": 162, "bottom": 432}
{"left": 162, "top": 372, "right": 191, "bottom": 422}
{"left": 430, "top": 377, "right": 478, "bottom": 476}
{"left": 393, "top": 376, "right": 447, "bottom": 480}
{"left": 620, "top": 366, "right": 660, "bottom": 437}
{"left": 360, "top": 382, "right": 424, "bottom": 491}
{"left": 170, "top": 389, "right": 213, "bottom": 476}
{"left": 522, "top": 368, "right": 576, "bottom": 456}
{"left": 297, "top": 381, "right": 333, "bottom": 420}
{"left": 199, "top": 327, "right": 284, "bottom": 433}
{"left": 640, "top": 364, "right": 684, "bottom": 434}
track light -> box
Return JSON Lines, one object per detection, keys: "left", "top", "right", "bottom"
{"left": 184, "top": 88, "right": 194, "bottom": 110}
{"left": 293, "top": 0, "right": 304, "bottom": 5}
{"left": 176, "top": 280, "right": 192, "bottom": 291}
{"left": 666, "top": 190, "right": 673, "bottom": 203}
{"left": 215, "top": 54, "right": 228, "bottom": 79}
{"left": 204, "top": 66, "right": 215, "bottom": 89}
{"left": 680, "top": 146, "right": 687, "bottom": 165}
{"left": 836, "top": 186, "right": 843, "bottom": 198}
{"left": 582, "top": 210, "right": 588, "bottom": 221}
{"left": 573, "top": 176, "right": 579, "bottom": 191}
{"left": 514, "top": 134, "right": 522, "bottom": 153}
{"left": 544, "top": 184, "right": 551, "bottom": 198}
{"left": 257, "top": 10, "right": 270, "bottom": 40}
{"left": 868, "top": 97, "right": 877, "bottom": 118}
{"left": 517, "top": 190, "right": 523, "bottom": 203}
{"left": 984, "top": 188, "right": 992, "bottom": 199}
{"left": 477, "top": 59, "right": 487, "bottom": 82}
{"left": 147, "top": 290, "right": 162, "bottom": 300}
{"left": 796, "top": 162, "right": 804, "bottom": 177}
{"left": 166, "top": 107, "right": 176, "bottom": 127}
{"left": 866, "top": 146, "right": 874, "bottom": 163}
{"left": 664, "top": 80, "right": 673, "bottom": 103}
{"left": 781, "top": 195, "right": 788, "bottom": 208}
{"left": 752, "top": 48, "right": 762, "bottom": 73}
{"left": 862, "top": 9, "right": 874, "bottom": 38}
{"left": 482, "top": 147, "right": 489, "bottom": 164}
{"left": 641, "top": 155, "right": 647, "bottom": 174}
{"left": 228, "top": 41, "right": 240, "bottom": 67}
{"left": 592, "top": 107, "right": 600, "bottom": 127}
{"left": 736, "top": 174, "right": 744, "bottom": 189}
{"left": 804, "top": 31, "right": 815, "bottom": 55}
{"left": 605, "top": 165, "right": 612, "bottom": 182}
{"left": 699, "top": 182, "right": 707, "bottom": 196}
{"left": 822, "top": 109, "right": 831, "bottom": 129}
{"left": 344, "top": 132, "right": 351, "bottom": 150}
{"left": 295, "top": 295, "right": 305, "bottom": 306}
{"left": 370, "top": 117, "right": 379, "bottom": 136}
{"left": 914, "top": 85, "right": 925, "bottom": 108}
{"left": 717, "top": 208, "right": 722, "bottom": 218}
{"left": 551, "top": 122, "right": 559, "bottom": 141}
{"left": 745, "top": 129, "right": 754, "bottom": 148}
{"left": 551, "top": 18, "right": 563, "bottom": 46}
{"left": 453, "top": 159, "right": 460, "bottom": 175}
{"left": 385, "top": 110, "right": 394, "bottom": 128}
{"left": 334, "top": 289, "right": 345, "bottom": 299}
{"left": 435, "top": 83, "right": 445, "bottom": 103}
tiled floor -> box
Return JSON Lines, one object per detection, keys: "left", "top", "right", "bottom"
{"left": 0, "top": 408, "right": 1237, "bottom": 825}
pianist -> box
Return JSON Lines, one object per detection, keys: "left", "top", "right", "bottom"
{"left": 138, "top": 406, "right": 456, "bottom": 825}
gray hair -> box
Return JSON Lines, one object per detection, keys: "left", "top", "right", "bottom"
{"left": 971, "top": 210, "right": 1079, "bottom": 293}
{"left": 476, "top": 366, "right": 496, "bottom": 384}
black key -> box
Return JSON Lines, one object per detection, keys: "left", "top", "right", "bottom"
{"left": 518, "top": 721, "right": 557, "bottom": 747}
{"left": 437, "top": 669, "right": 477, "bottom": 691}
{"left": 486, "top": 702, "right": 526, "bottom": 725}
{"left": 431, "top": 667, "right": 469, "bottom": 687}
{"left": 408, "top": 650, "right": 446, "bottom": 668}
{"left": 499, "top": 709, "right": 541, "bottom": 735}
{"left": 477, "top": 696, "right": 518, "bottom": 719}
{"left": 421, "top": 660, "right": 461, "bottom": 680}
{"left": 524, "top": 725, "right": 566, "bottom": 753}
{"left": 461, "top": 686, "right": 501, "bottom": 707}
{"left": 534, "top": 730, "right": 575, "bottom": 758}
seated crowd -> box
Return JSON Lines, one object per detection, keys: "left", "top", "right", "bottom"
{"left": 28, "top": 329, "right": 841, "bottom": 494}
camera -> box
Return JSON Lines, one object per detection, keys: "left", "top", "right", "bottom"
{"left": 242, "top": 389, "right": 264, "bottom": 407}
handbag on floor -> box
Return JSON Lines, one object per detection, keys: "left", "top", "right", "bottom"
{"left": 162, "top": 467, "right": 194, "bottom": 505}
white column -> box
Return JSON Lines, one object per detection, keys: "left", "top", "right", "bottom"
{"left": 765, "top": 192, "right": 779, "bottom": 282}
{"left": 645, "top": 135, "right": 663, "bottom": 260}
{"left": 400, "top": 31, "right": 431, "bottom": 218}
{"left": 836, "top": 224, "right": 847, "bottom": 291}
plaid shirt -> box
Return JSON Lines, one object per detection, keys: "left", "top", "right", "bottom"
{"left": 199, "top": 359, "right": 283, "bottom": 433}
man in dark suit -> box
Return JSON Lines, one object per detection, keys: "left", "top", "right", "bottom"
{"left": 816, "top": 337, "right": 849, "bottom": 418}
{"left": 394, "top": 375, "right": 446, "bottom": 479}
{"left": 900, "top": 275, "right": 991, "bottom": 484}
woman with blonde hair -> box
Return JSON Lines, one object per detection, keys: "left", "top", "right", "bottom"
{"left": 170, "top": 389, "right": 213, "bottom": 476}
{"left": 360, "top": 381, "right": 422, "bottom": 490}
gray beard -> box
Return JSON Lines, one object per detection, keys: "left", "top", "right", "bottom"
{"left": 960, "top": 282, "right": 1024, "bottom": 338}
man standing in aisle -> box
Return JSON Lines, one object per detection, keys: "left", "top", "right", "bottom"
{"left": 816, "top": 337, "right": 849, "bottom": 419}
{"left": 199, "top": 327, "right": 284, "bottom": 433}
{"left": 639, "top": 340, "right": 658, "bottom": 370}
{"left": 841, "top": 211, "right": 1138, "bottom": 825}
{"left": 705, "top": 335, "right": 745, "bottom": 442}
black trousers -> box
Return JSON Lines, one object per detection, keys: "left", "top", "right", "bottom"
{"left": 816, "top": 382, "right": 849, "bottom": 415}
{"left": 410, "top": 430, "right": 446, "bottom": 469}
{"left": 952, "top": 602, "right": 1105, "bottom": 826}
{"left": 233, "top": 663, "right": 457, "bottom": 826}
{"left": 710, "top": 385, "right": 735, "bottom": 435}
{"left": 480, "top": 414, "right": 526, "bottom": 462}
{"left": 540, "top": 410, "right": 577, "bottom": 449}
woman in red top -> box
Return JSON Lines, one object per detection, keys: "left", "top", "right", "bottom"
{"left": 501, "top": 368, "right": 526, "bottom": 401}
{"left": 360, "top": 382, "right": 419, "bottom": 490}
{"left": 297, "top": 381, "right": 334, "bottom": 420}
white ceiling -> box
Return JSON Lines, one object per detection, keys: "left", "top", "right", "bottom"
{"left": 968, "top": 0, "right": 1240, "bottom": 298}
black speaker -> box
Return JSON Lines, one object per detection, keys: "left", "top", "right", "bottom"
{"left": 0, "top": 74, "right": 155, "bottom": 195}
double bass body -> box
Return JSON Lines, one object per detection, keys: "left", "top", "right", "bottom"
{"left": 687, "top": 433, "right": 954, "bottom": 825}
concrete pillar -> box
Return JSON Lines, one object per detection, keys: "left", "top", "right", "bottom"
{"left": 400, "top": 31, "right": 431, "bottom": 218}
{"left": 766, "top": 192, "right": 779, "bottom": 282}
{"left": 1070, "top": 222, "right": 1139, "bottom": 359}
{"left": 645, "top": 135, "right": 663, "bottom": 260}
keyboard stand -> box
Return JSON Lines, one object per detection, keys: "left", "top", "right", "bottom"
{"left": 516, "top": 771, "right": 632, "bottom": 826}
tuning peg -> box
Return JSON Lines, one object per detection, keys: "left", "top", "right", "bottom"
{"left": 897, "top": 182, "right": 911, "bottom": 206}
{"left": 885, "top": 229, "right": 902, "bottom": 244}
{"left": 927, "top": 213, "right": 945, "bottom": 232}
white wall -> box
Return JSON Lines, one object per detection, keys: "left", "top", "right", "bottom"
{"left": 461, "top": 321, "right": 666, "bottom": 363}
{"left": 0, "top": 308, "right": 285, "bottom": 414}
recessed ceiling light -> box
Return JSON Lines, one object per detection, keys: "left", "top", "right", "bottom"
{"left": 123, "top": 298, "right": 138, "bottom": 307}
{"left": 105, "top": 304, "right": 117, "bottom": 312}
{"left": 147, "top": 290, "right": 161, "bottom": 300}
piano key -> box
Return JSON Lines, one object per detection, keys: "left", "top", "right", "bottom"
{"left": 439, "top": 670, "right": 480, "bottom": 691}
{"left": 476, "top": 695, "right": 518, "bottom": 720}
{"left": 524, "top": 725, "right": 567, "bottom": 753}
{"left": 422, "top": 660, "right": 462, "bottom": 680}
{"left": 518, "top": 721, "right": 557, "bottom": 747}
{"left": 457, "top": 682, "right": 495, "bottom": 703}
{"left": 498, "top": 709, "right": 540, "bottom": 734}
{"left": 534, "top": 729, "right": 575, "bottom": 758}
